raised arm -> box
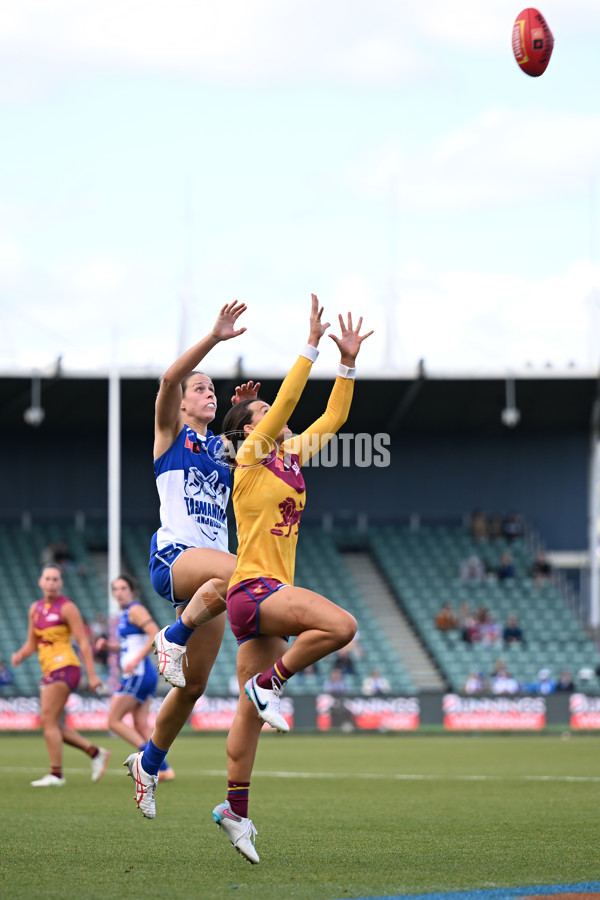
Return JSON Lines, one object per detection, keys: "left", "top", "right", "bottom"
{"left": 237, "top": 295, "right": 329, "bottom": 467}
{"left": 284, "top": 311, "right": 373, "bottom": 466}
{"left": 154, "top": 301, "right": 247, "bottom": 457}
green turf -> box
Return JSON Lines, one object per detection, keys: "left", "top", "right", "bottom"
{"left": 1, "top": 732, "right": 598, "bottom": 899}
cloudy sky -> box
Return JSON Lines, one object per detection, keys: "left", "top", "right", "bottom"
{"left": 2, "top": 1, "right": 600, "bottom": 379}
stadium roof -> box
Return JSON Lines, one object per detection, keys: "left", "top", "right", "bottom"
{"left": 2, "top": 368, "right": 599, "bottom": 438}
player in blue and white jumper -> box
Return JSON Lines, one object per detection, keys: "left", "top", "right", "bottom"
{"left": 125, "top": 300, "right": 255, "bottom": 818}
{"left": 97, "top": 574, "right": 174, "bottom": 781}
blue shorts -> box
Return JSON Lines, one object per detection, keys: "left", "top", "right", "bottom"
{"left": 149, "top": 534, "right": 190, "bottom": 607}
{"left": 116, "top": 663, "right": 158, "bottom": 703}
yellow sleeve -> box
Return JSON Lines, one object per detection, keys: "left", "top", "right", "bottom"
{"left": 283, "top": 375, "right": 354, "bottom": 466}
{"left": 237, "top": 355, "right": 313, "bottom": 466}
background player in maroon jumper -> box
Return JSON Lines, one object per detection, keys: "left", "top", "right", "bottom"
{"left": 11, "top": 563, "right": 109, "bottom": 786}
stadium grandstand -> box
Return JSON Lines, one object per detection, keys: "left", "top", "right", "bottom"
{"left": 1, "top": 368, "right": 599, "bottom": 710}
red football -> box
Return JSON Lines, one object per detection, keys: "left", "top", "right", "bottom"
{"left": 512, "top": 8, "right": 554, "bottom": 77}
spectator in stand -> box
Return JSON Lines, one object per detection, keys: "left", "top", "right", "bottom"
{"left": 502, "top": 511, "right": 524, "bottom": 543}
{"left": 470, "top": 509, "right": 488, "bottom": 542}
{"left": 459, "top": 554, "right": 485, "bottom": 583}
{"left": 488, "top": 513, "right": 504, "bottom": 541}
{"left": 555, "top": 670, "right": 575, "bottom": 692}
{"left": 463, "top": 671, "right": 488, "bottom": 695}
{"left": 434, "top": 603, "right": 458, "bottom": 632}
{"left": 578, "top": 667, "right": 596, "bottom": 686}
{"left": 531, "top": 550, "right": 553, "bottom": 587}
{"left": 491, "top": 657, "right": 507, "bottom": 676}
{"left": 461, "top": 613, "right": 481, "bottom": 644}
{"left": 457, "top": 601, "right": 472, "bottom": 629}
{"left": 331, "top": 644, "right": 356, "bottom": 676}
{"left": 529, "top": 668, "right": 556, "bottom": 695}
{"left": 323, "top": 667, "right": 352, "bottom": 694}
{"left": 479, "top": 611, "right": 502, "bottom": 647}
{"left": 41, "top": 539, "right": 87, "bottom": 575}
{"left": 491, "top": 667, "right": 520, "bottom": 695}
{"left": 295, "top": 662, "right": 320, "bottom": 686}
{"left": 361, "top": 669, "right": 390, "bottom": 696}
{"left": 497, "top": 551, "right": 515, "bottom": 582}
{"left": 0, "top": 659, "right": 15, "bottom": 687}
{"left": 502, "top": 614, "right": 525, "bottom": 647}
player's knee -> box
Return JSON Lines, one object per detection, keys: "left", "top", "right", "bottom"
{"left": 39, "top": 710, "right": 56, "bottom": 730}
{"left": 335, "top": 612, "right": 357, "bottom": 647}
{"left": 200, "top": 579, "right": 227, "bottom": 617}
{"left": 211, "top": 576, "right": 229, "bottom": 599}
{"left": 178, "top": 678, "right": 207, "bottom": 702}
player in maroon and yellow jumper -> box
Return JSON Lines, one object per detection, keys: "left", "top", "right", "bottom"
{"left": 11, "top": 563, "right": 109, "bottom": 786}
{"left": 212, "top": 295, "right": 372, "bottom": 863}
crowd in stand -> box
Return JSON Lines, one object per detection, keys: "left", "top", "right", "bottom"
{"left": 469, "top": 509, "right": 524, "bottom": 544}
{"left": 435, "top": 601, "right": 527, "bottom": 648}
{"left": 462, "top": 663, "right": 576, "bottom": 696}
{"left": 432, "top": 509, "right": 585, "bottom": 696}
{"left": 4, "top": 517, "right": 592, "bottom": 702}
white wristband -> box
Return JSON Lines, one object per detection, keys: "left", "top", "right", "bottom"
{"left": 337, "top": 363, "right": 356, "bottom": 379}
{"left": 301, "top": 343, "right": 320, "bottom": 363}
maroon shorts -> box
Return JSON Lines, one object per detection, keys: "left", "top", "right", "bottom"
{"left": 226, "top": 577, "right": 289, "bottom": 645}
{"left": 41, "top": 665, "right": 81, "bottom": 691}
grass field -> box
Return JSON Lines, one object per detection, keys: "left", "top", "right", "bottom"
{"left": 1, "top": 731, "right": 599, "bottom": 900}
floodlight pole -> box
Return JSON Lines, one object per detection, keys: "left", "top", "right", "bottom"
{"left": 107, "top": 362, "right": 121, "bottom": 689}
{"left": 589, "top": 395, "right": 600, "bottom": 630}
{"left": 108, "top": 367, "right": 121, "bottom": 599}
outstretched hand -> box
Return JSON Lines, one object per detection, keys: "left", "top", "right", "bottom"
{"left": 211, "top": 301, "right": 248, "bottom": 342}
{"left": 231, "top": 380, "right": 261, "bottom": 406}
{"left": 308, "top": 293, "right": 330, "bottom": 347}
{"left": 329, "top": 312, "right": 374, "bottom": 366}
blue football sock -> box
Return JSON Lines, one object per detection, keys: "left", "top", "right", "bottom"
{"left": 164, "top": 617, "right": 195, "bottom": 646}
{"left": 158, "top": 758, "right": 171, "bottom": 771}
{"left": 142, "top": 739, "right": 168, "bottom": 776}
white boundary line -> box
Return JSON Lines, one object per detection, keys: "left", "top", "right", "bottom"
{"left": 2, "top": 766, "right": 600, "bottom": 783}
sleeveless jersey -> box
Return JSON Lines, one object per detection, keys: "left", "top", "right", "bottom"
{"left": 152, "top": 425, "right": 231, "bottom": 553}
{"left": 33, "top": 595, "right": 81, "bottom": 676}
{"left": 118, "top": 601, "right": 153, "bottom": 678}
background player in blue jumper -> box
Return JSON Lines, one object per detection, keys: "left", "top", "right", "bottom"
{"left": 96, "top": 574, "right": 174, "bottom": 781}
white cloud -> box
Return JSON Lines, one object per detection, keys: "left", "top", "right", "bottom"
{"left": 346, "top": 107, "right": 600, "bottom": 212}
{"left": 0, "top": 0, "right": 522, "bottom": 93}
{"left": 394, "top": 260, "right": 599, "bottom": 372}
{"left": 0, "top": 237, "right": 25, "bottom": 275}
{"left": 53, "top": 257, "right": 129, "bottom": 294}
